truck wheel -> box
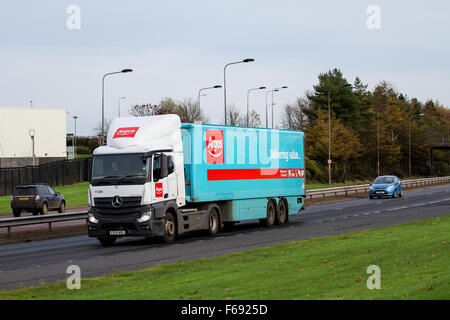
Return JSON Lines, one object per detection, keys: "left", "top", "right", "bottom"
{"left": 276, "top": 198, "right": 288, "bottom": 225}
{"left": 58, "top": 201, "right": 66, "bottom": 213}
{"left": 41, "top": 203, "right": 48, "bottom": 215}
{"left": 12, "top": 209, "right": 21, "bottom": 218}
{"left": 261, "top": 199, "right": 276, "bottom": 227}
{"left": 98, "top": 237, "right": 116, "bottom": 246}
{"left": 163, "top": 211, "right": 177, "bottom": 243}
{"left": 208, "top": 208, "right": 219, "bottom": 236}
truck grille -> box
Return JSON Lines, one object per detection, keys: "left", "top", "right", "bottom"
{"left": 94, "top": 196, "right": 142, "bottom": 215}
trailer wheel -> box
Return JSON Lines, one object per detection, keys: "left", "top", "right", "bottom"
{"left": 98, "top": 237, "right": 116, "bottom": 246}
{"left": 276, "top": 198, "right": 288, "bottom": 225}
{"left": 261, "top": 199, "right": 276, "bottom": 227}
{"left": 208, "top": 208, "right": 219, "bottom": 236}
{"left": 163, "top": 211, "right": 177, "bottom": 243}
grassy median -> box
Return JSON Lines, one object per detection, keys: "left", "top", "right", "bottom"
{"left": 0, "top": 214, "right": 448, "bottom": 300}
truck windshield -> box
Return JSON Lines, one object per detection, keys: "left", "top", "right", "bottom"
{"left": 91, "top": 153, "right": 149, "bottom": 186}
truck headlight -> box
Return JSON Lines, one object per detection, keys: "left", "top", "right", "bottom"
{"left": 88, "top": 213, "right": 99, "bottom": 224}
{"left": 137, "top": 210, "right": 152, "bottom": 223}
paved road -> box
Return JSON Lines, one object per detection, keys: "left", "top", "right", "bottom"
{"left": 0, "top": 185, "right": 449, "bottom": 290}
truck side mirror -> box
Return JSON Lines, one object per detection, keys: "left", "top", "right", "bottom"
{"left": 160, "top": 154, "right": 169, "bottom": 179}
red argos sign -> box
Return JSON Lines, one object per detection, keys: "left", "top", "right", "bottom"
{"left": 206, "top": 130, "right": 224, "bottom": 164}
{"left": 113, "top": 127, "right": 140, "bottom": 139}
{"left": 155, "top": 183, "right": 163, "bottom": 198}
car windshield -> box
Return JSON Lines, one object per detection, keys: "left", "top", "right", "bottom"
{"left": 13, "top": 187, "right": 35, "bottom": 196}
{"left": 91, "top": 153, "right": 149, "bottom": 186}
{"left": 374, "top": 176, "right": 394, "bottom": 184}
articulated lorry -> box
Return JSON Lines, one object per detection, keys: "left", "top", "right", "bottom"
{"left": 88, "top": 114, "right": 306, "bottom": 245}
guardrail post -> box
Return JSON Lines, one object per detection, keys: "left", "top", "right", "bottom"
{"left": 49, "top": 222, "right": 52, "bottom": 232}
{"left": 8, "top": 226, "right": 11, "bottom": 237}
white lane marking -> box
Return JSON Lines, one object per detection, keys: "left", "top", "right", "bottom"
{"left": 353, "top": 214, "right": 360, "bottom": 217}
{"left": 387, "top": 207, "right": 408, "bottom": 211}
{"left": 335, "top": 208, "right": 343, "bottom": 210}
{"left": 428, "top": 201, "right": 441, "bottom": 204}
{"left": 363, "top": 212, "right": 371, "bottom": 215}
{"left": 373, "top": 211, "right": 380, "bottom": 214}
{"left": 215, "top": 236, "right": 225, "bottom": 239}
{"left": 411, "top": 203, "right": 426, "bottom": 207}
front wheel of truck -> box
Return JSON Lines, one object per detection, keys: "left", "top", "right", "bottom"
{"left": 98, "top": 237, "right": 116, "bottom": 246}
{"left": 163, "top": 211, "right": 177, "bottom": 243}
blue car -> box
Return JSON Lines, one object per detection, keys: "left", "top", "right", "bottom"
{"left": 369, "top": 175, "right": 403, "bottom": 199}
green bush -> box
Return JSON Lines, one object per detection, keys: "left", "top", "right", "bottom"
{"left": 76, "top": 146, "right": 91, "bottom": 155}
{"left": 305, "top": 156, "right": 321, "bottom": 181}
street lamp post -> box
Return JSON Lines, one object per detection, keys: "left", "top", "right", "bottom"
{"left": 118, "top": 97, "right": 126, "bottom": 117}
{"left": 247, "top": 86, "right": 266, "bottom": 127}
{"left": 408, "top": 113, "right": 424, "bottom": 177}
{"left": 198, "top": 85, "right": 222, "bottom": 110}
{"left": 101, "top": 68, "right": 133, "bottom": 145}
{"left": 271, "top": 86, "right": 287, "bottom": 128}
{"left": 327, "top": 84, "right": 351, "bottom": 184}
{"left": 223, "top": 59, "right": 254, "bottom": 125}
{"left": 73, "top": 116, "right": 78, "bottom": 159}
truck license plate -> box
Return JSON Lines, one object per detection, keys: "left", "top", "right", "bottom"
{"left": 109, "top": 230, "right": 126, "bottom": 236}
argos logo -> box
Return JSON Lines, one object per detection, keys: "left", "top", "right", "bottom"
{"left": 155, "top": 183, "right": 163, "bottom": 198}
{"left": 113, "top": 127, "right": 139, "bottom": 139}
{"left": 206, "top": 130, "right": 224, "bottom": 164}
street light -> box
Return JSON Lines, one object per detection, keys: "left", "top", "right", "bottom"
{"left": 198, "top": 85, "right": 222, "bottom": 110}
{"left": 73, "top": 116, "right": 78, "bottom": 159}
{"left": 118, "top": 97, "right": 126, "bottom": 117}
{"left": 101, "top": 68, "right": 133, "bottom": 145}
{"left": 327, "top": 83, "right": 352, "bottom": 184}
{"left": 223, "top": 58, "right": 254, "bottom": 125}
{"left": 247, "top": 86, "right": 266, "bottom": 127}
{"left": 29, "top": 129, "right": 35, "bottom": 166}
{"left": 271, "top": 86, "right": 288, "bottom": 128}
{"left": 408, "top": 113, "right": 424, "bottom": 176}
{"left": 375, "top": 101, "right": 396, "bottom": 177}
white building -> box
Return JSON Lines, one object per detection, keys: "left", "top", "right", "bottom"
{"left": 0, "top": 107, "right": 67, "bottom": 168}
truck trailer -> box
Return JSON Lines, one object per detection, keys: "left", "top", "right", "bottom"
{"left": 87, "top": 114, "right": 306, "bottom": 245}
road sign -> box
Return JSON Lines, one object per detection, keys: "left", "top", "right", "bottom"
{"left": 328, "top": 159, "right": 332, "bottom": 164}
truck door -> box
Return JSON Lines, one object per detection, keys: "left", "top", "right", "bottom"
{"left": 167, "top": 156, "right": 177, "bottom": 200}
{"left": 152, "top": 154, "right": 169, "bottom": 203}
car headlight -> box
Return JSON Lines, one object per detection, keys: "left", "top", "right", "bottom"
{"left": 88, "top": 213, "right": 99, "bottom": 224}
{"left": 370, "top": 186, "right": 374, "bottom": 190}
{"left": 137, "top": 210, "right": 152, "bottom": 223}
{"left": 386, "top": 185, "right": 394, "bottom": 191}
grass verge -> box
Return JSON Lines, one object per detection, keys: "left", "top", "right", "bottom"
{"left": 1, "top": 215, "right": 448, "bottom": 300}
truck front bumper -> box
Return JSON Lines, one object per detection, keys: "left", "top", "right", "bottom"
{"left": 87, "top": 207, "right": 165, "bottom": 238}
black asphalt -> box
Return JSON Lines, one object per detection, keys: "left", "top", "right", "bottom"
{"left": 0, "top": 185, "right": 449, "bottom": 290}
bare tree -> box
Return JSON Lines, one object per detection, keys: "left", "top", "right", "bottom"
{"left": 93, "top": 118, "right": 112, "bottom": 141}
{"left": 245, "top": 109, "right": 262, "bottom": 127}
{"left": 282, "top": 97, "right": 309, "bottom": 131}
{"left": 128, "top": 97, "right": 207, "bottom": 123}
{"left": 128, "top": 104, "right": 158, "bottom": 117}
{"left": 225, "top": 105, "right": 244, "bottom": 126}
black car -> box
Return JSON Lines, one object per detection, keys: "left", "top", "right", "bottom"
{"left": 10, "top": 184, "right": 66, "bottom": 217}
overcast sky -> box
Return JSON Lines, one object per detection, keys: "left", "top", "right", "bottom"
{"left": 0, "top": 0, "right": 449, "bottom": 135}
